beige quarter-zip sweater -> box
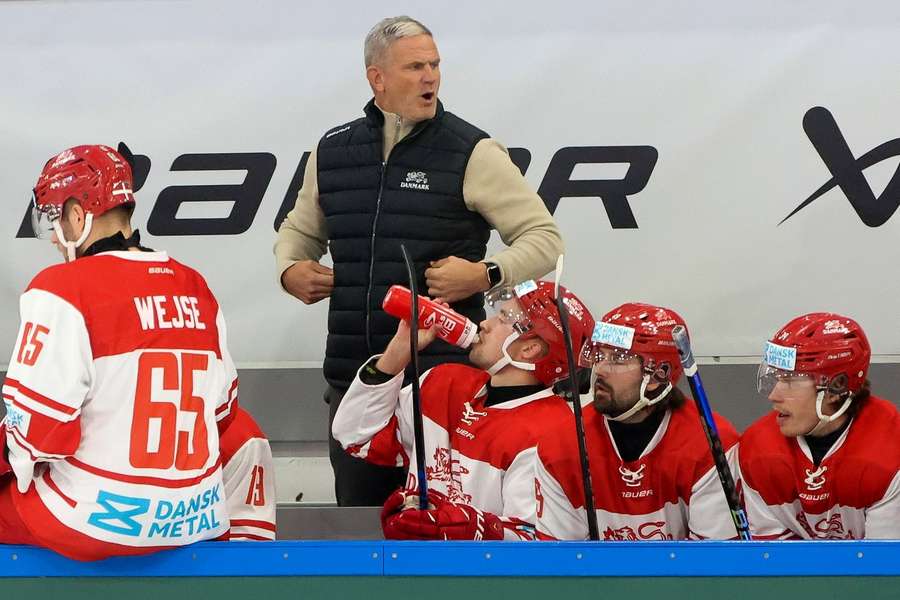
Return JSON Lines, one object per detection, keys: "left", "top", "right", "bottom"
{"left": 274, "top": 105, "right": 563, "bottom": 290}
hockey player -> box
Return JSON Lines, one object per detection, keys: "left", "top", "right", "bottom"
{"left": 534, "top": 303, "right": 740, "bottom": 540}
{"left": 0, "top": 145, "right": 238, "bottom": 560}
{"left": 739, "top": 313, "right": 900, "bottom": 539}
{"left": 219, "top": 406, "right": 277, "bottom": 540}
{"left": 331, "top": 280, "right": 594, "bottom": 540}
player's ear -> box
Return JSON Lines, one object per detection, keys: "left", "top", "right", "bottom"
{"left": 515, "top": 338, "right": 547, "bottom": 362}
{"left": 62, "top": 198, "right": 85, "bottom": 228}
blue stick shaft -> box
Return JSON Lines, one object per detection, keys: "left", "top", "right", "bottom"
{"left": 672, "top": 326, "right": 752, "bottom": 540}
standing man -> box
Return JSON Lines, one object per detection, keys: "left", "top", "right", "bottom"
{"left": 274, "top": 16, "right": 564, "bottom": 506}
{"left": 534, "top": 303, "right": 741, "bottom": 540}
{"left": 0, "top": 145, "right": 238, "bottom": 560}
{"left": 739, "top": 313, "right": 899, "bottom": 539}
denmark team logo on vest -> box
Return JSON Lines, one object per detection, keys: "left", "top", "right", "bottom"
{"left": 401, "top": 171, "right": 430, "bottom": 191}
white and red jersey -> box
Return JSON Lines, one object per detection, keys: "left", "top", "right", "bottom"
{"left": 332, "top": 361, "right": 575, "bottom": 540}
{"left": 738, "top": 396, "right": 900, "bottom": 540}
{"left": 535, "top": 403, "right": 740, "bottom": 540}
{"left": 220, "top": 406, "right": 276, "bottom": 541}
{"left": 1, "top": 251, "right": 238, "bottom": 560}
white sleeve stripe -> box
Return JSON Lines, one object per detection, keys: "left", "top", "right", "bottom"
{"left": 2, "top": 384, "right": 80, "bottom": 423}
{"left": 215, "top": 395, "right": 237, "bottom": 422}
{"left": 231, "top": 525, "right": 276, "bottom": 538}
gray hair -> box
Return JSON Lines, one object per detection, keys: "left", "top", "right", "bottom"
{"left": 364, "top": 16, "right": 432, "bottom": 67}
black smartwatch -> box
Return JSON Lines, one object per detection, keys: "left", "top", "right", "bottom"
{"left": 485, "top": 262, "right": 502, "bottom": 289}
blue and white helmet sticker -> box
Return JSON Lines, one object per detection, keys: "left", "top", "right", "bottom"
{"left": 765, "top": 341, "right": 797, "bottom": 371}
{"left": 513, "top": 280, "right": 538, "bottom": 297}
{"left": 592, "top": 322, "right": 635, "bottom": 350}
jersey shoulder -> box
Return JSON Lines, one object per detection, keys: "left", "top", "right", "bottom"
{"left": 738, "top": 413, "right": 797, "bottom": 503}
{"left": 219, "top": 407, "right": 268, "bottom": 464}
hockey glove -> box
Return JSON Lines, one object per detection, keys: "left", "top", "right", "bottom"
{"left": 381, "top": 488, "right": 503, "bottom": 540}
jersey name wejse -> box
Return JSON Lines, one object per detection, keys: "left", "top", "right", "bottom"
{"left": 133, "top": 295, "right": 207, "bottom": 330}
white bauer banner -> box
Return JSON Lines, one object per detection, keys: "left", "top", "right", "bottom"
{"left": 3, "top": 0, "right": 900, "bottom": 367}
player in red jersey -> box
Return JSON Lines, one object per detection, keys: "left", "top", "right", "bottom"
{"left": 739, "top": 313, "right": 899, "bottom": 539}
{"left": 534, "top": 303, "right": 740, "bottom": 540}
{"left": 0, "top": 144, "right": 240, "bottom": 560}
{"left": 332, "top": 280, "right": 594, "bottom": 540}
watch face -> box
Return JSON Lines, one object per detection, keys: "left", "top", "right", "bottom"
{"left": 487, "top": 263, "right": 501, "bottom": 286}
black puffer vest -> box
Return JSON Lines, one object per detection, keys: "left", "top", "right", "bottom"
{"left": 317, "top": 99, "right": 490, "bottom": 390}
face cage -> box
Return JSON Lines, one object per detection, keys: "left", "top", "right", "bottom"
{"left": 485, "top": 287, "right": 533, "bottom": 336}
{"left": 580, "top": 343, "right": 644, "bottom": 375}
{"left": 30, "top": 195, "right": 61, "bottom": 240}
{"left": 756, "top": 362, "right": 827, "bottom": 398}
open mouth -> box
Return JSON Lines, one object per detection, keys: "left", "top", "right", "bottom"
{"left": 421, "top": 92, "right": 435, "bottom": 101}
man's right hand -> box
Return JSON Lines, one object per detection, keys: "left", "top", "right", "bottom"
{"left": 281, "top": 260, "right": 334, "bottom": 304}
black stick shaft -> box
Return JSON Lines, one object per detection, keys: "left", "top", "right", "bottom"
{"left": 555, "top": 295, "right": 599, "bottom": 541}
{"left": 400, "top": 245, "right": 429, "bottom": 510}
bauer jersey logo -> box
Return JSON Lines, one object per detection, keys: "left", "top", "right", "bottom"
{"left": 765, "top": 342, "right": 797, "bottom": 371}
{"left": 400, "top": 170, "right": 430, "bottom": 191}
{"left": 593, "top": 322, "right": 635, "bottom": 350}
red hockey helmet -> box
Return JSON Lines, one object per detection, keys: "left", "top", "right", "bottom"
{"left": 485, "top": 280, "right": 595, "bottom": 386}
{"left": 759, "top": 313, "right": 870, "bottom": 397}
{"left": 585, "top": 302, "right": 686, "bottom": 385}
{"left": 31, "top": 144, "right": 135, "bottom": 243}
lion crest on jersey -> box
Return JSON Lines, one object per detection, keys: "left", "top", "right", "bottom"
{"left": 796, "top": 512, "right": 853, "bottom": 539}
{"left": 603, "top": 521, "right": 672, "bottom": 540}
{"left": 426, "top": 447, "right": 472, "bottom": 504}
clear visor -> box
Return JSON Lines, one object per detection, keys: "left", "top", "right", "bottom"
{"left": 30, "top": 195, "right": 60, "bottom": 240}
{"left": 485, "top": 287, "right": 531, "bottom": 332}
{"left": 580, "top": 342, "right": 643, "bottom": 374}
{"left": 756, "top": 362, "right": 817, "bottom": 397}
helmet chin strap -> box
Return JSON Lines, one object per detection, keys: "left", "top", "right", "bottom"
{"left": 805, "top": 389, "right": 853, "bottom": 436}
{"left": 486, "top": 330, "right": 536, "bottom": 376}
{"left": 608, "top": 373, "right": 672, "bottom": 422}
{"left": 52, "top": 213, "right": 94, "bottom": 262}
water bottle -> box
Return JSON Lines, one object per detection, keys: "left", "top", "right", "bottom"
{"left": 382, "top": 285, "right": 479, "bottom": 349}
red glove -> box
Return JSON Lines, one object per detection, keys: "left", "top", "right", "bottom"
{"left": 381, "top": 488, "right": 504, "bottom": 540}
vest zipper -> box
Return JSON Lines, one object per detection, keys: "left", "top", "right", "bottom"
{"left": 365, "top": 160, "right": 388, "bottom": 355}
{"left": 364, "top": 117, "right": 429, "bottom": 354}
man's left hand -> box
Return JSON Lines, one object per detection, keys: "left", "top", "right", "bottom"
{"left": 425, "top": 256, "right": 489, "bottom": 303}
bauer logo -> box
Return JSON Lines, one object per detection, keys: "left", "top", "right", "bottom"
{"left": 765, "top": 342, "right": 797, "bottom": 371}
{"left": 593, "top": 322, "right": 635, "bottom": 350}
{"left": 781, "top": 106, "right": 900, "bottom": 227}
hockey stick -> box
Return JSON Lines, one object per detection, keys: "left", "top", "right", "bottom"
{"left": 553, "top": 255, "right": 600, "bottom": 541}
{"left": 670, "top": 325, "right": 752, "bottom": 540}
{"left": 399, "top": 244, "right": 429, "bottom": 510}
